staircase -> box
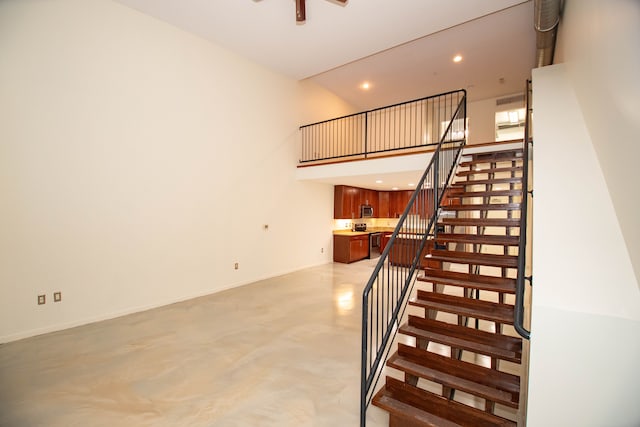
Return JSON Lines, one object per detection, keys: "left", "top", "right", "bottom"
{"left": 371, "top": 147, "right": 527, "bottom": 426}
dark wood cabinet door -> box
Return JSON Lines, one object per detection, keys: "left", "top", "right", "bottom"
{"left": 336, "top": 186, "right": 447, "bottom": 220}
{"left": 389, "top": 190, "right": 412, "bottom": 218}
{"left": 333, "top": 235, "right": 349, "bottom": 262}
{"left": 380, "top": 232, "right": 392, "bottom": 253}
{"left": 353, "top": 235, "right": 369, "bottom": 261}
{"left": 335, "top": 185, "right": 383, "bottom": 219}
{"left": 378, "top": 191, "right": 389, "bottom": 218}
{"left": 388, "top": 192, "right": 399, "bottom": 218}
{"left": 334, "top": 234, "right": 369, "bottom": 263}
{"left": 349, "top": 238, "right": 362, "bottom": 262}
{"left": 334, "top": 185, "right": 361, "bottom": 219}
{"left": 442, "top": 188, "right": 462, "bottom": 206}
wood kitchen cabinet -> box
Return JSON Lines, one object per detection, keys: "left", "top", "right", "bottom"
{"left": 389, "top": 189, "right": 438, "bottom": 219}
{"left": 361, "top": 189, "right": 378, "bottom": 214}
{"left": 334, "top": 186, "right": 455, "bottom": 220}
{"left": 380, "top": 231, "right": 393, "bottom": 253}
{"left": 389, "top": 237, "right": 441, "bottom": 269}
{"left": 442, "top": 187, "right": 462, "bottom": 206}
{"left": 334, "top": 185, "right": 379, "bottom": 219}
{"left": 378, "top": 191, "right": 390, "bottom": 218}
{"left": 388, "top": 190, "right": 412, "bottom": 218}
{"left": 333, "top": 234, "right": 369, "bottom": 263}
{"left": 334, "top": 185, "right": 360, "bottom": 219}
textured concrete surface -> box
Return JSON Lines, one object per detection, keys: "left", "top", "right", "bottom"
{"left": 0, "top": 259, "right": 389, "bottom": 427}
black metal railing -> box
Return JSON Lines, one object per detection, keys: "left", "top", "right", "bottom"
{"left": 514, "top": 80, "right": 533, "bottom": 340}
{"left": 359, "top": 91, "right": 467, "bottom": 426}
{"left": 299, "top": 90, "right": 467, "bottom": 163}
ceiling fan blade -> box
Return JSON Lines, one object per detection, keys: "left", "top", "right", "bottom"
{"left": 296, "top": 0, "right": 306, "bottom": 22}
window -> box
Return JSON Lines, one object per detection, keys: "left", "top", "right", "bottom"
{"left": 495, "top": 108, "right": 525, "bottom": 141}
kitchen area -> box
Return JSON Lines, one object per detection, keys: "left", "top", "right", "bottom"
{"left": 332, "top": 221, "right": 390, "bottom": 264}
{"left": 332, "top": 185, "right": 419, "bottom": 264}
{"left": 332, "top": 184, "right": 451, "bottom": 267}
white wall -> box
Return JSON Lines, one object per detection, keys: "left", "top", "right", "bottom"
{"left": 528, "top": 63, "right": 640, "bottom": 426}
{"left": 467, "top": 94, "right": 525, "bottom": 145}
{"left": 0, "top": 0, "right": 355, "bottom": 343}
{"left": 526, "top": 4, "right": 640, "bottom": 424}
{"left": 554, "top": 0, "right": 640, "bottom": 285}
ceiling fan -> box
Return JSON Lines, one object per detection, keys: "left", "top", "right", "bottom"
{"left": 253, "top": 0, "right": 348, "bottom": 23}
{"left": 294, "top": 0, "right": 349, "bottom": 23}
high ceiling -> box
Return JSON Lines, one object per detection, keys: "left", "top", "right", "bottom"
{"left": 114, "top": 0, "right": 536, "bottom": 110}
{"left": 112, "top": 0, "right": 536, "bottom": 191}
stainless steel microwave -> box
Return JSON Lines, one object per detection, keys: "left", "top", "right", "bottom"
{"left": 361, "top": 205, "right": 374, "bottom": 218}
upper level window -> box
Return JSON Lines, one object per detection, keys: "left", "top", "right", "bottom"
{"left": 495, "top": 108, "right": 525, "bottom": 141}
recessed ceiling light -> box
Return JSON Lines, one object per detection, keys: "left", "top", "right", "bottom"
{"left": 453, "top": 54, "right": 463, "bottom": 63}
{"left": 408, "top": 183, "right": 415, "bottom": 187}
{"left": 360, "top": 81, "right": 371, "bottom": 90}
{"left": 392, "top": 187, "right": 399, "bottom": 191}
{"left": 375, "top": 180, "right": 383, "bottom": 184}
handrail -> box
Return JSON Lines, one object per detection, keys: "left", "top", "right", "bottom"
{"left": 514, "top": 80, "right": 533, "bottom": 340}
{"left": 299, "top": 90, "right": 466, "bottom": 163}
{"left": 359, "top": 90, "right": 466, "bottom": 426}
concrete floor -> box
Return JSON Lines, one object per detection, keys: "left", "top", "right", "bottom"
{"left": 0, "top": 255, "right": 523, "bottom": 427}
{"left": 0, "top": 259, "right": 391, "bottom": 427}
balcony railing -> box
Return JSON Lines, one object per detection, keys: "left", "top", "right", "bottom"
{"left": 299, "top": 90, "right": 467, "bottom": 163}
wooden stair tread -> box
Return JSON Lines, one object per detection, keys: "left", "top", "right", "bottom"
{"left": 457, "top": 166, "right": 522, "bottom": 176}
{"left": 434, "top": 233, "right": 520, "bottom": 246}
{"left": 388, "top": 343, "right": 520, "bottom": 407}
{"left": 454, "top": 189, "right": 523, "bottom": 198}
{"left": 439, "top": 218, "right": 520, "bottom": 227}
{"left": 452, "top": 177, "right": 522, "bottom": 186}
{"left": 400, "top": 315, "right": 522, "bottom": 363}
{"left": 428, "top": 250, "right": 518, "bottom": 268}
{"left": 373, "top": 377, "right": 517, "bottom": 427}
{"left": 419, "top": 268, "right": 517, "bottom": 293}
{"left": 410, "top": 291, "right": 515, "bottom": 324}
{"left": 470, "top": 149, "right": 523, "bottom": 159}
{"left": 459, "top": 156, "right": 523, "bottom": 167}
{"left": 373, "top": 389, "right": 460, "bottom": 427}
{"left": 368, "top": 147, "right": 527, "bottom": 426}
{"left": 440, "top": 203, "right": 521, "bottom": 211}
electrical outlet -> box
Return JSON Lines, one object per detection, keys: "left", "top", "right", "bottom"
{"left": 234, "top": 262, "right": 239, "bottom": 270}
{"left": 54, "top": 291, "right": 62, "bottom": 302}
{"left": 321, "top": 247, "right": 324, "bottom": 253}
{"left": 37, "top": 294, "right": 45, "bottom": 305}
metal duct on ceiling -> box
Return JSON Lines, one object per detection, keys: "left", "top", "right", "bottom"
{"left": 534, "top": 0, "right": 562, "bottom": 67}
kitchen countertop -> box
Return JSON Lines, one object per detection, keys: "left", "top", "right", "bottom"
{"left": 333, "top": 227, "right": 395, "bottom": 236}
